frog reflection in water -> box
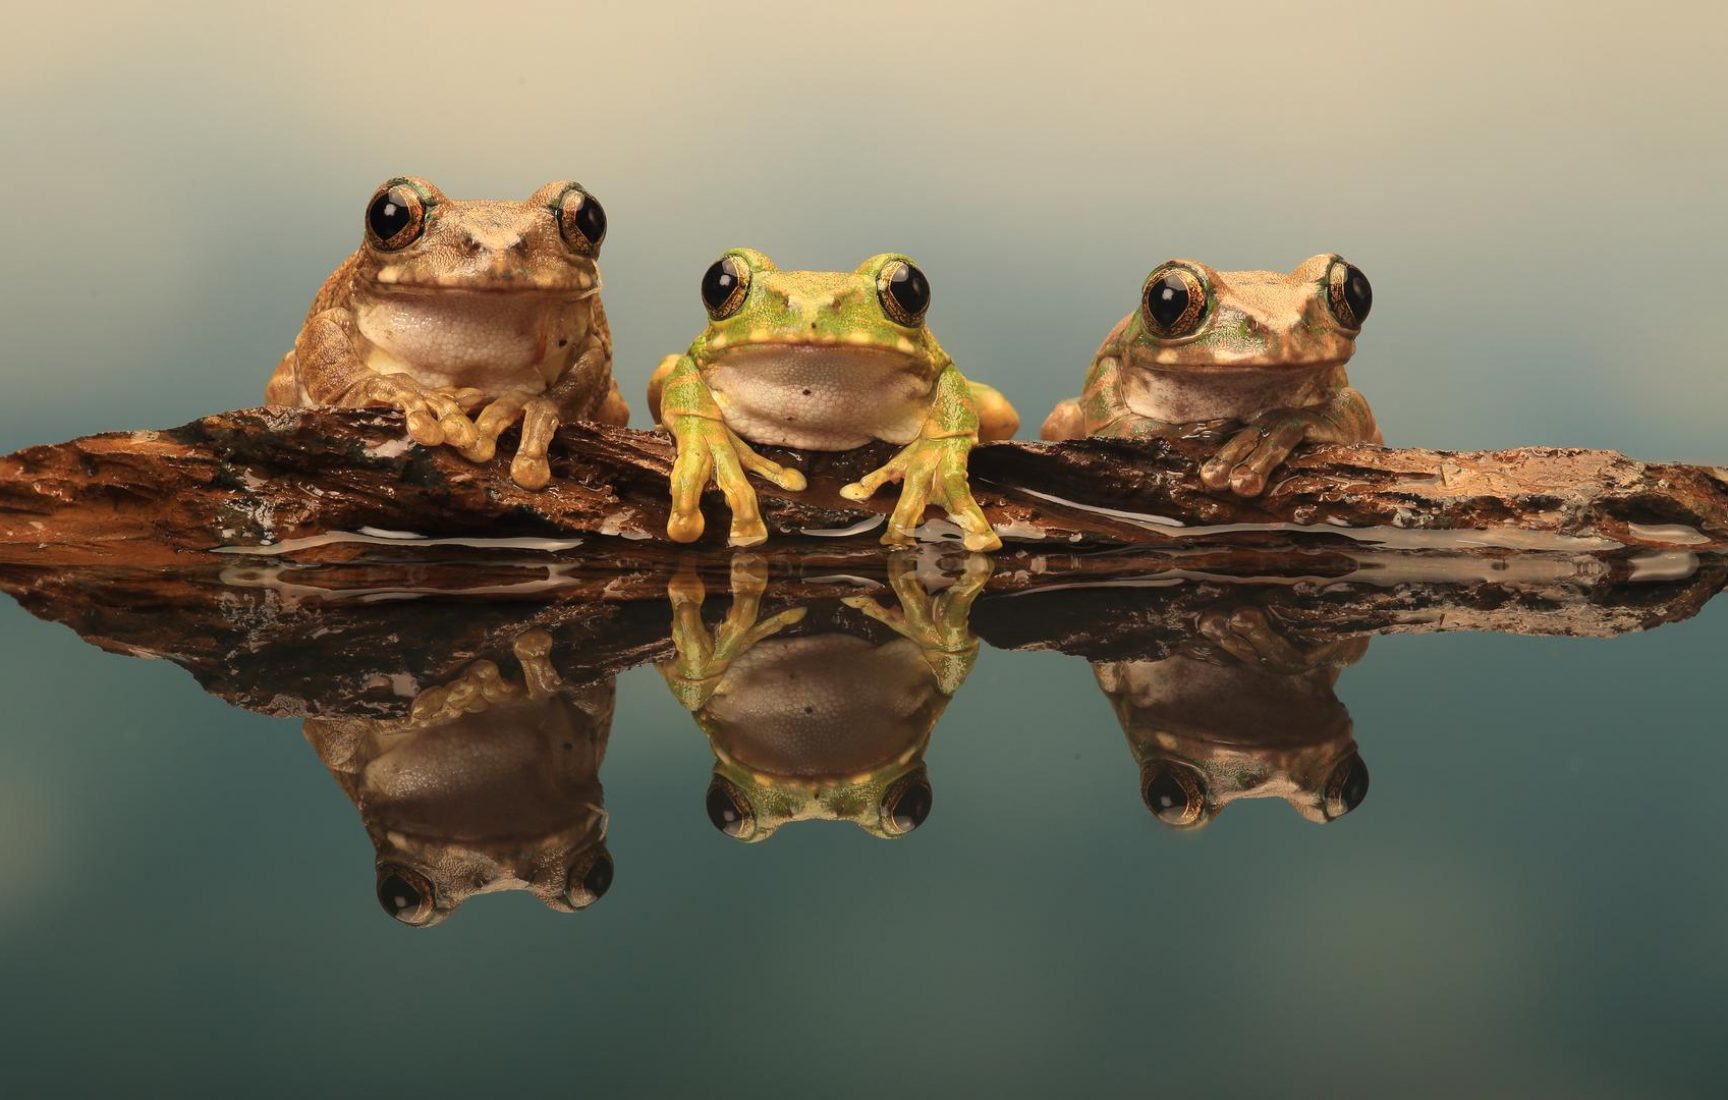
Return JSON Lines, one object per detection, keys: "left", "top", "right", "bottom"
{"left": 1042, "top": 255, "right": 1378, "bottom": 496}
{"left": 658, "top": 554, "right": 989, "bottom": 841}
{"left": 304, "top": 630, "right": 615, "bottom": 926}
{"left": 1096, "top": 605, "right": 1371, "bottom": 828}
{"left": 647, "top": 250, "right": 1019, "bottom": 551}
{"left": 267, "top": 177, "right": 629, "bottom": 489}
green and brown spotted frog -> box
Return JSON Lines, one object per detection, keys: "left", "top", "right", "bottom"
{"left": 267, "top": 177, "right": 629, "bottom": 489}
{"left": 658, "top": 554, "right": 989, "bottom": 841}
{"left": 1042, "top": 255, "right": 1378, "bottom": 496}
{"left": 647, "top": 250, "right": 1019, "bottom": 551}
{"left": 303, "top": 630, "right": 616, "bottom": 927}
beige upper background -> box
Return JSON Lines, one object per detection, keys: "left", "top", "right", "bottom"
{"left": 2, "top": 0, "right": 1722, "bottom": 459}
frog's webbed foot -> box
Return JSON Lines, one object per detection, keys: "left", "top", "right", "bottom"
{"left": 409, "top": 657, "right": 528, "bottom": 723}
{"left": 511, "top": 628, "right": 563, "bottom": 700}
{"left": 1200, "top": 408, "right": 1325, "bottom": 497}
{"left": 350, "top": 374, "right": 484, "bottom": 451}
{"left": 661, "top": 556, "right": 806, "bottom": 711}
{"left": 447, "top": 392, "right": 564, "bottom": 490}
{"left": 844, "top": 552, "right": 989, "bottom": 694}
{"left": 839, "top": 435, "right": 1000, "bottom": 553}
{"left": 667, "top": 416, "right": 807, "bottom": 546}
{"left": 1197, "top": 606, "right": 1331, "bottom": 674}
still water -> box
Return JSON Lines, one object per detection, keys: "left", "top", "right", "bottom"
{"left": 0, "top": 542, "right": 1723, "bottom": 1096}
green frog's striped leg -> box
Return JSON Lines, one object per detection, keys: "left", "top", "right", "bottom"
{"left": 658, "top": 355, "right": 808, "bottom": 545}
{"left": 840, "top": 365, "right": 1000, "bottom": 553}
{"left": 1201, "top": 386, "right": 1380, "bottom": 497}
{"left": 843, "top": 551, "right": 989, "bottom": 696}
{"left": 659, "top": 557, "right": 807, "bottom": 712}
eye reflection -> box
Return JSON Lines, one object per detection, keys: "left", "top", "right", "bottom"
{"left": 376, "top": 865, "right": 436, "bottom": 926}
{"left": 705, "top": 778, "right": 754, "bottom": 839}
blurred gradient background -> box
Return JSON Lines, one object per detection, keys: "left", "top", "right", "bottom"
{"left": 2, "top": 2, "right": 1726, "bottom": 1096}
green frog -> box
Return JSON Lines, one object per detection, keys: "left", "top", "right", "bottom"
{"left": 267, "top": 177, "right": 629, "bottom": 489}
{"left": 1095, "top": 605, "right": 1371, "bottom": 828}
{"left": 647, "top": 249, "right": 1019, "bottom": 551}
{"left": 659, "top": 554, "right": 989, "bottom": 840}
{"left": 1041, "top": 255, "right": 1379, "bottom": 496}
{"left": 303, "top": 630, "right": 616, "bottom": 927}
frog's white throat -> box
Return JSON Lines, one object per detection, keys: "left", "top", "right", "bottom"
{"left": 703, "top": 344, "right": 937, "bottom": 451}
{"left": 1122, "top": 361, "right": 1348, "bottom": 424}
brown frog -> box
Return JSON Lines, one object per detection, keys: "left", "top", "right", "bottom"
{"left": 267, "top": 177, "right": 628, "bottom": 489}
{"left": 1096, "top": 604, "right": 1371, "bottom": 828}
{"left": 304, "top": 630, "right": 615, "bottom": 927}
{"left": 1042, "top": 255, "right": 1378, "bottom": 496}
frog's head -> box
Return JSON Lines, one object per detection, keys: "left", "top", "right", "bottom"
{"left": 372, "top": 834, "right": 615, "bottom": 929}
{"left": 1122, "top": 254, "right": 1372, "bottom": 371}
{"left": 686, "top": 248, "right": 947, "bottom": 372}
{"left": 1138, "top": 745, "right": 1371, "bottom": 830}
{"left": 703, "top": 761, "right": 934, "bottom": 843}
{"left": 352, "top": 176, "right": 606, "bottom": 298}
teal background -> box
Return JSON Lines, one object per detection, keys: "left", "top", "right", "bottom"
{"left": 2, "top": 1, "right": 1726, "bottom": 1095}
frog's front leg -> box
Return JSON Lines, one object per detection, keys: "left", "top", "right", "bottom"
{"left": 841, "top": 365, "right": 1001, "bottom": 553}
{"left": 1200, "top": 387, "right": 1380, "bottom": 497}
{"left": 843, "top": 552, "right": 989, "bottom": 696}
{"left": 460, "top": 313, "right": 620, "bottom": 490}
{"left": 291, "top": 308, "right": 482, "bottom": 451}
{"left": 659, "top": 355, "right": 807, "bottom": 545}
{"left": 659, "top": 557, "right": 806, "bottom": 711}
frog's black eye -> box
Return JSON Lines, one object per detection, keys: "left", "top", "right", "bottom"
{"left": 1141, "top": 264, "right": 1209, "bottom": 339}
{"left": 555, "top": 185, "right": 606, "bottom": 255}
{"left": 1326, "top": 259, "right": 1372, "bottom": 329}
{"left": 365, "top": 183, "right": 427, "bottom": 251}
{"left": 882, "top": 771, "right": 933, "bottom": 836}
{"left": 1140, "top": 760, "right": 1208, "bottom": 828}
{"left": 705, "top": 777, "right": 755, "bottom": 839}
{"left": 1322, "top": 752, "right": 1371, "bottom": 821}
{"left": 701, "top": 255, "right": 751, "bottom": 320}
{"left": 877, "top": 260, "right": 931, "bottom": 327}
{"left": 375, "top": 864, "right": 436, "bottom": 926}
{"left": 566, "top": 850, "right": 614, "bottom": 908}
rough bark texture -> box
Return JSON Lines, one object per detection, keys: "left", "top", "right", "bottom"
{"left": 2, "top": 544, "right": 1719, "bottom": 719}
{"left": 3, "top": 407, "right": 1724, "bottom": 719}
{"left": 2, "top": 407, "right": 1727, "bottom": 566}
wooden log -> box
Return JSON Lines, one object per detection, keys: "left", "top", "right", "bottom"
{"left": 1, "top": 407, "right": 1726, "bottom": 566}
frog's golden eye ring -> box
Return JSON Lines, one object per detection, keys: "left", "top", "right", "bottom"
{"left": 700, "top": 255, "right": 751, "bottom": 320}
{"left": 375, "top": 864, "right": 437, "bottom": 926}
{"left": 881, "top": 770, "right": 934, "bottom": 837}
{"left": 365, "top": 182, "right": 427, "bottom": 252}
{"left": 705, "top": 777, "right": 756, "bottom": 840}
{"left": 554, "top": 184, "right": 606, "bottom": 256}
{"left": 1321, "top": 751, "right": 1371, "bottom": 822}
{"left": 1326, "top": 258, "right": 1373, "bottom": 329}
{"left": 565, "top": 850, "right": 615, "bottom": 909}
{"left": 877, "top": 260, "right": 931, "bottom": 327}
{"left": 1139, "top": 760, "right": 1208, "bottom": 828}
{"left": 1140, "top": 264, "right": 1209, "bottom": 339}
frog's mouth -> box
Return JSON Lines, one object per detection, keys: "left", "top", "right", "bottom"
{"left": 701, "top": 341, "right": 927, "bottom": 376}
{"left": 368, "top": 272, "right": 599, "bottom": 296}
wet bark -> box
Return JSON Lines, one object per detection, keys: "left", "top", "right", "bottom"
{"left": 2, "top": 407, "right": 1726, "bottom": 566}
